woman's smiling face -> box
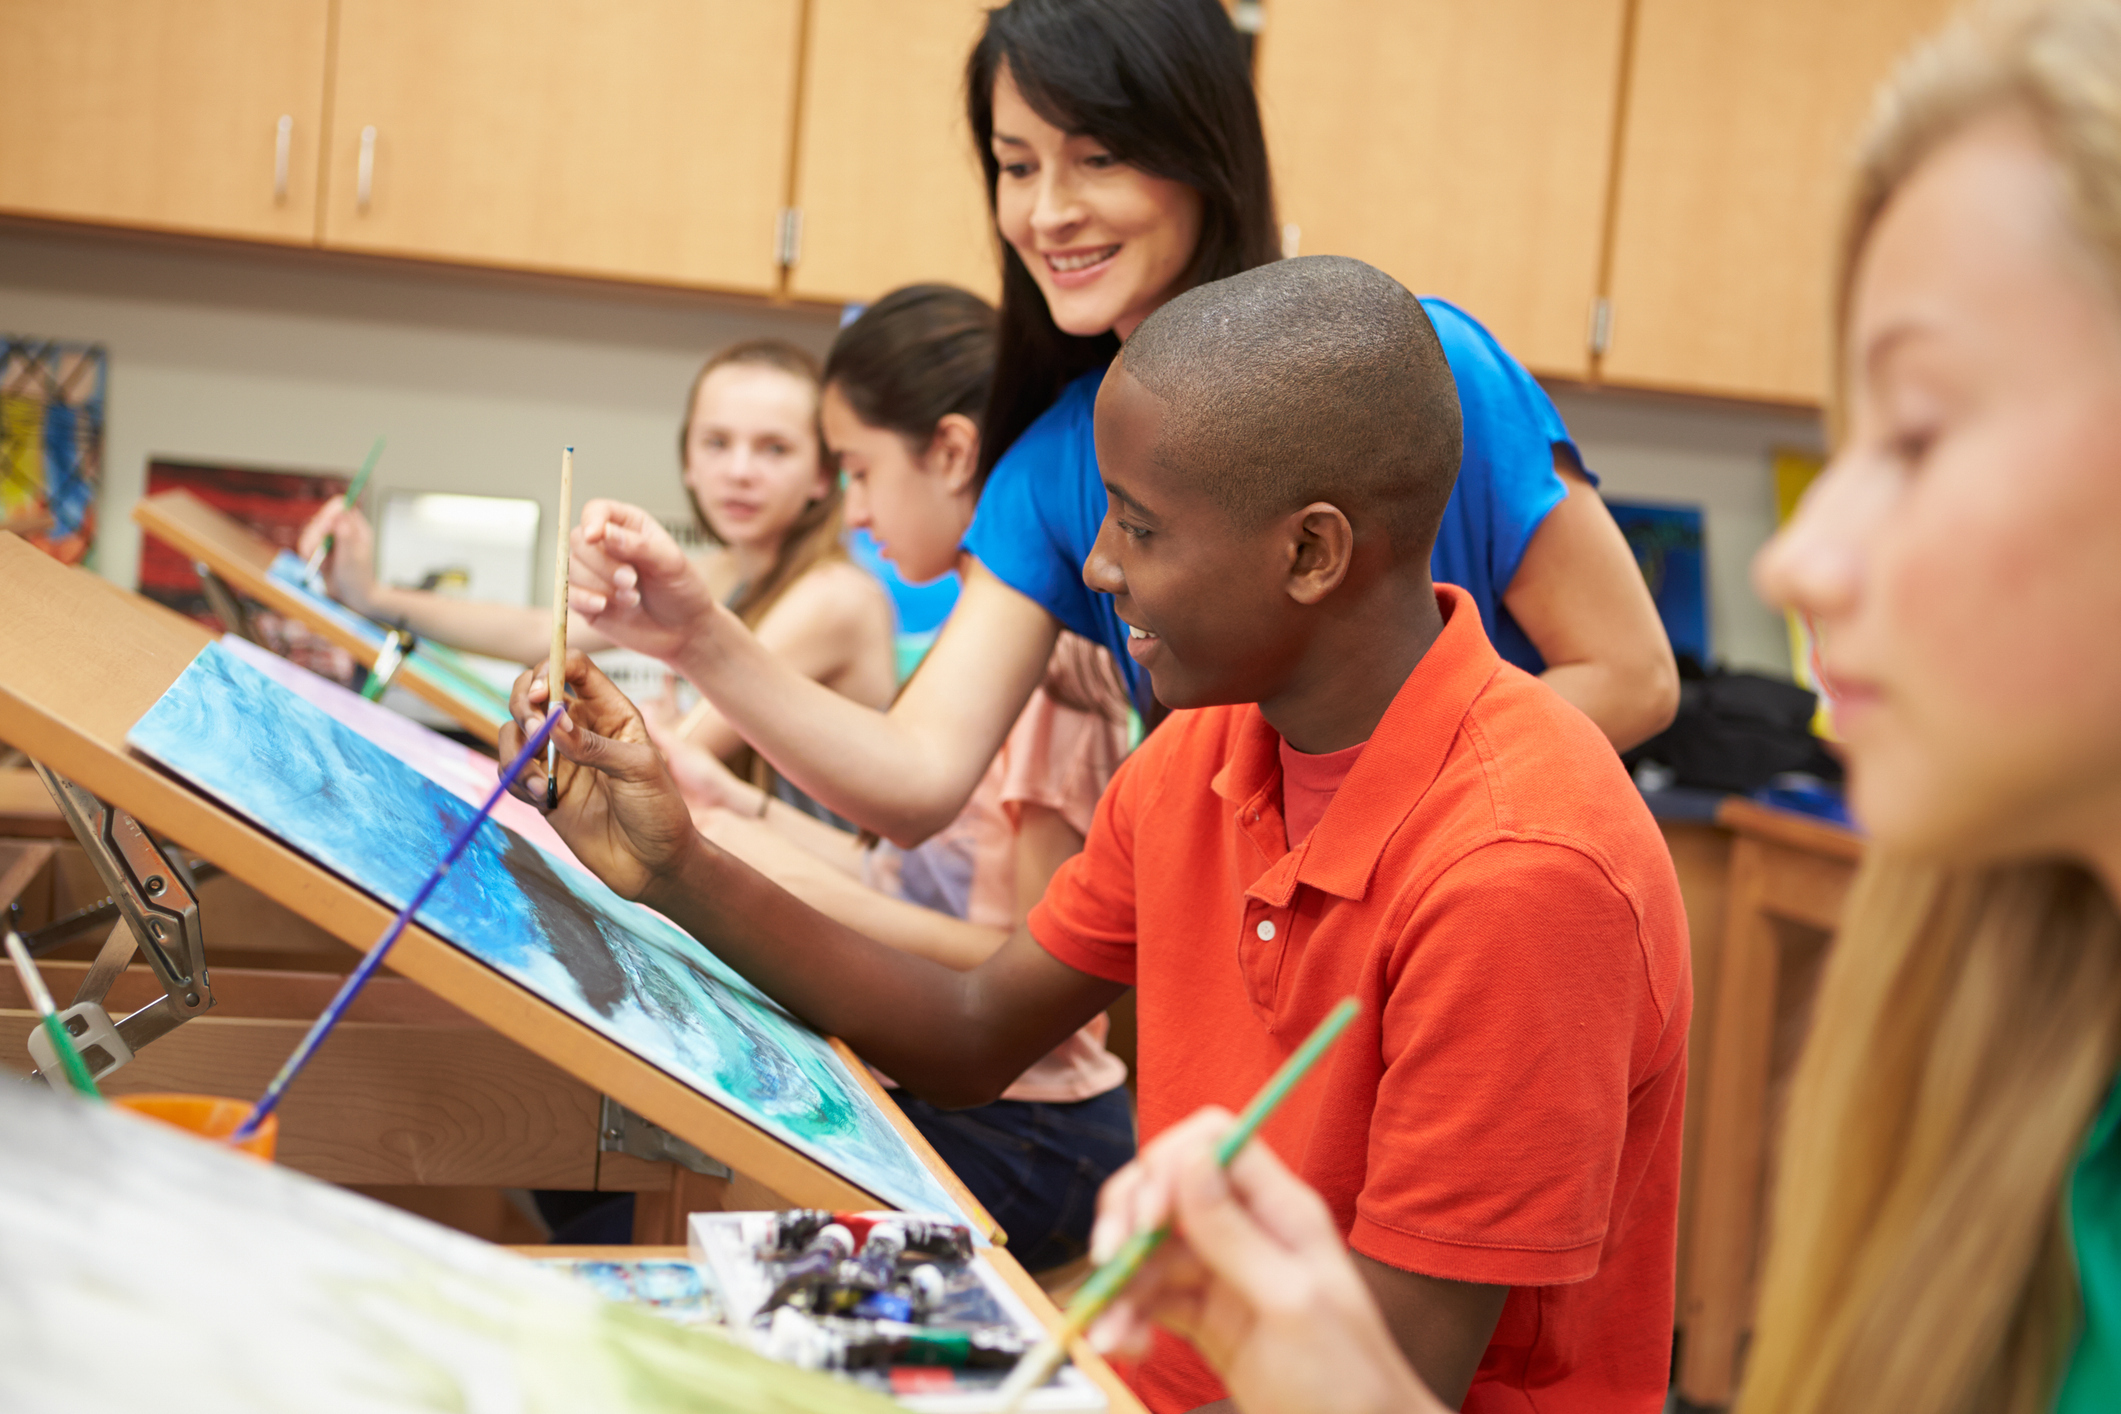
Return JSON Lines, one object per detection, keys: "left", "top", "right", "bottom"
{"left": 988, "top": 63, "right": 1204, "bottom": 341}
{"left": 1755, "top": 110, "right": 2121, "bottom": 868}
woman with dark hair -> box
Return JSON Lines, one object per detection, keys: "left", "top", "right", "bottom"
{"left": 568, "top": 0, "right": 1676, "bottom": 854}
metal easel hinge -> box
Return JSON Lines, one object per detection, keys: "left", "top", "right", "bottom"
{"left": 194, "top": 563, "right": 259, "bottom": 645}
{"left": 599, "top": 1095, "right": 733, "bottom": 1179}
{"left": 22, "top": 762, "right": 215, "bottom": 1088}
{"left": 1588, "top": 296, "right": 1614, "bottom": 357}
{"left": 775, "top": 207, "right": 804, "bottom": 269}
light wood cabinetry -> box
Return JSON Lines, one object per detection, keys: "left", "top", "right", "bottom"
{"left": 786, "top": 0, "right": 998, "bottom": 305}
{"left": 1599, "top": 0, "right": 1957, "bottom": 403}
{"left": 321, "top": 0, "right": 803, "bottom": 294}
{"left": 1256, "top": 0, "right": 1629, "bottom": 380}
{"left": 0, "top": 0, "right": 329, "bottom": 244}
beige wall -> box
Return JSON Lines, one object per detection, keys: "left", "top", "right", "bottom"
{"left": 1, "top": 224, "right": 1815, "bottom": 675}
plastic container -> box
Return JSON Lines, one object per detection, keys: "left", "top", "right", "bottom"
{"left": 112, "top": 1093, "right": 277, "bottom": 1160}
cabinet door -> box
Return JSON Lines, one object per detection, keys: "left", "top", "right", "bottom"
{"left": 0, "top": 0, "right": 328, "bottom": 243}
{"left": 323, "top": 0, "right": 801, "bottom": 294}
{"left": 1601, "top": 0, "right": 1956, "bottom": 403}
{"left": 1256, "top": 0, "right": 1628, "bottom": 379}
{"left": 786, "top": 0, "right": 997, "bottom": 305}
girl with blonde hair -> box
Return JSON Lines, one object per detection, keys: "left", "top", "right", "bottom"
{"left": 1081, "top": 3, "right": 2121, "bottom": 1410}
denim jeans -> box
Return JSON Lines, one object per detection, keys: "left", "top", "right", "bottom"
{"left": 893, "top": 1086, "right": 1138, "bottom": 1273}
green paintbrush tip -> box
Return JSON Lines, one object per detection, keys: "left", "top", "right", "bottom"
{"left": 992, "top": 996, "right": 1361, "bottom": 1413}
{"left": 5, "top": 929, "right": 102, "bottom": 1101}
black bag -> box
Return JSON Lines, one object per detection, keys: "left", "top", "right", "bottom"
{"left": 1623, "top": 664, "right": 1841, "bottom": 794}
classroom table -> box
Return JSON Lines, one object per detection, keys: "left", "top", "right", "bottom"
{"left": 1671, "top": 796, "right": 1864, "bottom": 1407}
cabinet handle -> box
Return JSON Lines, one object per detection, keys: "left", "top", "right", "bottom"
{"left": 273, "top": 115, "right": 293, "bottom": 202}
{"left": 357, "top": 125, "right": 377, "bottom": 212}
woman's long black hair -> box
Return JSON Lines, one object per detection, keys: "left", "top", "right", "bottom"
{"left": 966, "top": 0, "right": 1279, "bottom": 483}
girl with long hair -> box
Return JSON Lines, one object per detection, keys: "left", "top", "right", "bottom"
{"left": 562, "top": 0, "right": 1678, "bottom": 859}
{"left": 652, "top": 285, "right": 1137, "bottom": 1271}
{"left": 297, "top": 340, "right": 895, "bottom": 766}
{"left": 1085, "top": 4, "right": 2121, "bottom": 1412}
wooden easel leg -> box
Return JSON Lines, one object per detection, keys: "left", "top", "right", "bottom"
{"left": 629, "top": 1163, "right": 731, "bottom": 1245}
{"left": 1679, "top": 836, "right": 1778, "bottom": 1404}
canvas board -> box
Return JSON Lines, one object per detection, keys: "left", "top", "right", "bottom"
{"left": 128, "top": 639, "right": 970, "bottom": 1224}
{"left": 0, "top": 534, "right": 995, "bottom": 1231}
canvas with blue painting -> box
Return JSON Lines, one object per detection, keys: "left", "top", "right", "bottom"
{"left": 126, "top": 640, "right": 968, "bottom": 1222}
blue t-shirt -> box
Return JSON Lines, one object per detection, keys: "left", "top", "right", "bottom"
{"left": 963, "top": 297, "right": 1581, "bottom": 692}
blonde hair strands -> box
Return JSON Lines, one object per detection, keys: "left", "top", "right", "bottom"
{"left": 1740, "top": 5, "right": 2121, "bottom": 1412}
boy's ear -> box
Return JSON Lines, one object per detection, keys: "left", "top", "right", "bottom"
{"left": 928, "top": 414, "right": 982, "bottom": 495}
{"left": 1285, "top": 502, "right": 1355, "bottom": 606}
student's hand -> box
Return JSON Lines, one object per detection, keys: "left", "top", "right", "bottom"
{"left": 640, "top": 684, "right": 766, "bottom": 818}
{"left": 296, "top": 502, "right": 381, "bottom": 614}
{"left": 500, "top": 651, "right": 700, "bottom": 901}
{"left": 569, "top": 500, "right": 723, "bottom": 662}
{"left": 1089, "top": 1108, "right": 1447, "bottom": 1414}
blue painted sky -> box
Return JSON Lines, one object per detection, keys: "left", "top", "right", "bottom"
{"left": 129, "top": 641, "right": 963, "bottom": 1219}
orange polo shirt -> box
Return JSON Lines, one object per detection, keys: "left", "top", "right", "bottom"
{"left": 1030, "top": 585, "right": 1690, "bottom": 1414}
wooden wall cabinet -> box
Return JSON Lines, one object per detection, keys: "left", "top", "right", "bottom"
{"left": 1256, "top": 0, "right": 1630, "bottom": 381}
{"left": 0, "top": 0, "right": 330, "bottom": 244}
{"left": 321, "top": 0, "right": 803, "bottom": 294}
{"left": 1600, "top": 0, "right": 1958, "bottom": 404}
{"left": 786, "top": 0, "right": 998, "bottom": 305}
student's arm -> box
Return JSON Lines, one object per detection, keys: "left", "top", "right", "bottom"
{"left": 1090, "top": 1109, "right": 1450, "bottom": 1414}
{"left": 693, "top": 809, "right": 1011, "bottom": 970}
{"left": 502, "top": 653, "right": 1118, "bottom": 1103}
{"left": 669, "top": 560, "right": 899, "bottom": 761}
{"left": 568, "top": 501, "right": 1058, "bottom": 846}
{"left": 1505, "top": 453, "right": 1680, "bottom": 753}
{"left": 298, "top": 502, "right": 615, "bottom": 662}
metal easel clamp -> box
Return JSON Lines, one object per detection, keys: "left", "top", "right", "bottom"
{"left": 599, "top": 1095, "right": 734, "bottom": 1180}
{"left": 194, "top": 562, "right": 259, "bottom": 645}
{"left": 27, "top": 762, "right": 215, "bottom": 1081}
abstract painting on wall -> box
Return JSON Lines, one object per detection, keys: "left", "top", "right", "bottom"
{"left": 126, "top": 640, "right": 967, "bottom": 1222}
{"left": 1, "top": 337, "right": 105, "bottom": 565}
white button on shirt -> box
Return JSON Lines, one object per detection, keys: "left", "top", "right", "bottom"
{"left": 1256, "top": 919, "right": 1276, "bottom": 941}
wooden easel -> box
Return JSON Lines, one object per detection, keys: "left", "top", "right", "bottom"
{"left": 0, "top": 535, "right": 1140, "bottom": 1413}
{"left": 132, "top": 488, "right": 505, "bottom": 745}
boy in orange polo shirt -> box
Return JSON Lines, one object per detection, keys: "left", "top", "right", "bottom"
{"left": 508, "top": 256, "right": 1689, "bottom": 1414}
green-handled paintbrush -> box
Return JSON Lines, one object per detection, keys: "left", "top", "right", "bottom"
{"left": 991, "top": 995, "right": 1361, "bottom": 1413}
{"left": 5, "top": 928, "right": 102, "bottom": 1101}
{"left": 302, "top": 435, "right": 386, "bottom": 589}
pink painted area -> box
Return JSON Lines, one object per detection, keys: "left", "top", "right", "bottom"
{"left": 215, "top": 636, "right": 582, "bottom": 869}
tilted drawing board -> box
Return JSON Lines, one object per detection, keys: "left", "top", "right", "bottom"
{"left": 132, "top": 489, "right": 512, "bottom": 744}
{"left": 0, "top": 534, "right": 997, "bottom": 1236}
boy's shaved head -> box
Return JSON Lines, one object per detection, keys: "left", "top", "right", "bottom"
{"left": 1119, "top": 255, "right": 1462, "bottom": 553}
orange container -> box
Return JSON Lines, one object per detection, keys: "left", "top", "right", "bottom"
{"left": 113, "top": 1093, "right": 278, "bottom": 1160}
